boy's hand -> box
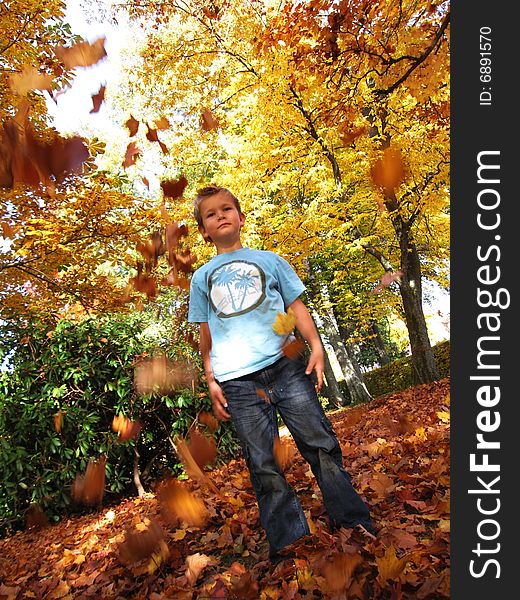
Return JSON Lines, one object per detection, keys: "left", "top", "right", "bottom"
{"left": 208, "top": 380, "right": 231, "bottom": 421}
{"left": 305, "top": 348, "right": 324, "bottom": 393}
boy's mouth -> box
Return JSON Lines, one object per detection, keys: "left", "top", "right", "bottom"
{"left": 218, "top": 222, "right": 231, "bottom": 229}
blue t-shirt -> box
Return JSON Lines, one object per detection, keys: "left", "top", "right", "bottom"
{"left": 188, "top": 248, "right": 305, "bottom": 382}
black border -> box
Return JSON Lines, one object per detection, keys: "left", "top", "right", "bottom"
{"left": 451, "top": 2, "right": 515, "bottom": 596}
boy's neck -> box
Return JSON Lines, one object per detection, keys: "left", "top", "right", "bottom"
{"left": 215, "top": 239, "right": 244, "bottom": 255}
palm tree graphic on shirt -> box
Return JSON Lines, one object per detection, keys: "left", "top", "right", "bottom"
{"left": 210, "top": 261, "right": 264, "bottom": 316}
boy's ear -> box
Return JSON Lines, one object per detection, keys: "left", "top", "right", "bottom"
{"left": 239, "top": 212, "right": 246, "bottom": 227}
{"left": 198, "top": 224, "right": 212, "bottom": 243}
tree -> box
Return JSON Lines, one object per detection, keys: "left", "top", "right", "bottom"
{"left": 112, "top": 0, "right": 450, "bottom": 384}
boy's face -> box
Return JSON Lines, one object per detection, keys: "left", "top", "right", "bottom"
{"left": 198, "top": 191, "right": 245, "bottom": 247}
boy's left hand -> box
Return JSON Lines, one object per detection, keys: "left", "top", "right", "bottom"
{"left": 305, "top": 349, "right": 324, "bottom": 393}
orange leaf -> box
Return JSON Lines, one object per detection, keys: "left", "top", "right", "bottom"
{"left": 112, "top": 414, "right": 142, "bottom": 442}
{"left": 134, "top": 355, "right": 198, "bottom": 396}
{"left": 89, "top": 85, "right": 105, "bottom": 113}
{"left": 118, "top": 519, "right": 165, "bottom": 564}
{"left": 321, "top": 552, "right": 363, "bottom": 594}
{"left": 25, "top": 503, "right": 48, "bottom": 530}
{"left": 376, "top": 545, "right": 410, "bottom": 585}
{"left": 273, "top": 436, "right": 295, "bottom": 471}
{"left": 370, "top": 147, "right": 406, "bottom": 196}
{"left": 199, "top": 411, "right": 219, "bottom": 432}
{"left": 53, "top": 410, "right": 63, "bottom": 433}
{"left": 71, "top": 456, "right": 106, "bottom": 505}
{"left": 54, "top": 37, "right": 107, "bottom": 68}
{"left": 188, "top": 427, "right": 217, "bottom": 469}
{"left": 9, "top": 67, "right": 53, "bottom": 95}
{"left": 157, "top": 479, "right": 208, "bottom": 527}
{"left": 282, "top": 337, "right": 305, "bottom": 359}
{"left": 200, "top": 107, "right": 219, "bottom": 131}
{"left": 122, "top": 141, "right": 140, "bottom": 168}
{"left": 161, "top": 175, "right": 188, "bottom": 199}
{"left": 155, "top": 116, "right": 170, "bottom": 130}
{"left": 175, "top": 437, "right": 222, "bottom": 497}
{"left": 125, "top": 115, "right": 139, "bottom": 136}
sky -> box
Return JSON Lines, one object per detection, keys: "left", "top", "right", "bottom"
{"left": 45, "top": 0, "right": 130, "bottom": 135}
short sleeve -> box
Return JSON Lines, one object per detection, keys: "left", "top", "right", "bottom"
{"left": 188, "top": 270, "right": 209, "bottom": 322}
{"left": 274, "top": 255, "right": 306, "bottom": 307}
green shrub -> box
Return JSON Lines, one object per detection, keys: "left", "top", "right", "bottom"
{"left": 0, "top": 311, "right": 239, "bottom": 536}
{"left": 363, "top": 339, "right": 450, "bottom": 399}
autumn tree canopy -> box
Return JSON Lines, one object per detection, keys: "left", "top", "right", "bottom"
{"left": 105, "top": 0, "right": 450, "bottom": 383}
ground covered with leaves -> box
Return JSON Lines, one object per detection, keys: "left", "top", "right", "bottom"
{"left": 0, "top": 379, "right": 450, "bottom": 599}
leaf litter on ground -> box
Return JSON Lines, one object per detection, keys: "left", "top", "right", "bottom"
{"left": 0, "top": 379, "right": 450, "bottom": 599}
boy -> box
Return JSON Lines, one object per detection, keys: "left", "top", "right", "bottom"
{"left": 188, "top": 185, "right": 374, "bottom": 564}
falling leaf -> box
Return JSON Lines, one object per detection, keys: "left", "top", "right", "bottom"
{"left": 54, "top": 37, "right": 107, "bottom": 68}
{"left": 89, "top": 85, "right": 106, "bottom": 113}
{"left": 187, "top": 427, "right": 217, "bottom": 469}
{"left": 172, "top": 249, "right": 197, "bottom": 274}
{"left": 372, "top": 270, "right": 403, "bottom": 294}
{"left": 1, "top": 222, "right": 16, "bottom": 239}
{"left": 200, "top": 107, "right": 219, "bottom": 131}
{"left": 175, "top": 437, "right": 222, "bottom": 497}
{"left": 157, "top": 478, "right": 208, "bottom": 527}
{"left": 147, "top": 540, "right": 170, "bottom": 574}
{"left": 118, "top": 519, "right": 165, "bottom": 564}
{"left": 273, "top": 436, "right": 295, "bottom": 471}
{"left": 125, "top": 115, "right": 139, "bottom": 136}
{"left": 53, "top": 410, "right": 63, "bottom": 433}
{"left": 338, "top": 123, "right": 367, "bottom": 146}
{"left": 112, "top": 414, "right": 142, "bottom": 442}
{"left": 122, "top": 141, "right": 140, "bottom": 168}
{"left": 155, "top": 116, "right": 170, "bottom": 130}
{"left": 134, "top": 355, "right": 198, "bottom": 396}
{"left": 272, "top": 307, "right": 297, "bottom": 335}
{"left": 282, "top": 337, "right": 305, "bottom": 359}
{"left": 198, "top": 411, "right": 219, "bottom": 432}
{"left": 255, "top": 387, "right": 270, "bottom": 403}
{"left": 165, "top": 222, "right": 189, "bottom": 263}
{"left": 71, "top": 456, "right": 106, "bottom": 505}
{"left": 25, "top": 504, "right": 48, "bottom": 530}
{"left": 370, "top": 147, "right": 406, "bottom": 196}
{"left": 161, "top": 175, "right": 188, "bottom": 200}
{"left": 229, "top": 564, "right": 259, "bottom": 599}
{"left": 9, "top": 67, "right": 53, "bottom": 95}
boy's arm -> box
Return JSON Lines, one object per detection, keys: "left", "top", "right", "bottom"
{"left": 287, "top": 298, "right": 324, "bottom": 392}
{"left": 199, "top": 322, "right": 231, "bottom": 421}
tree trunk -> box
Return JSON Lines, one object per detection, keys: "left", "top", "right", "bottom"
{"left": 133, "top": 447, "right": 145, "bottom": 497}
{"left": 368, "top": 323, "right": 391, "bottom": 366}
{"left": 322, "top": 347, "right": 348, "bottom": 408}
{"left": 321, "top": 310, "right": 372, "bottom": 404}
{"left": 399, "top": 236, "right": 439, "bottom": 384}
{"left": 303, "top": 262, "right": 372, "bottom": 404}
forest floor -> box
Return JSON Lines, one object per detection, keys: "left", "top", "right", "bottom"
{"left": 0, "top": 378, "right": 450, "bottom": 600}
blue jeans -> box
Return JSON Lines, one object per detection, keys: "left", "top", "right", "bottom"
{"left": 219, "top": 355, "right": 374, "bottom": 560}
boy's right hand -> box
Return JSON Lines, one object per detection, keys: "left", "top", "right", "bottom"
{"left": 208, "top": 380, "right": 231, "bottom": 421}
